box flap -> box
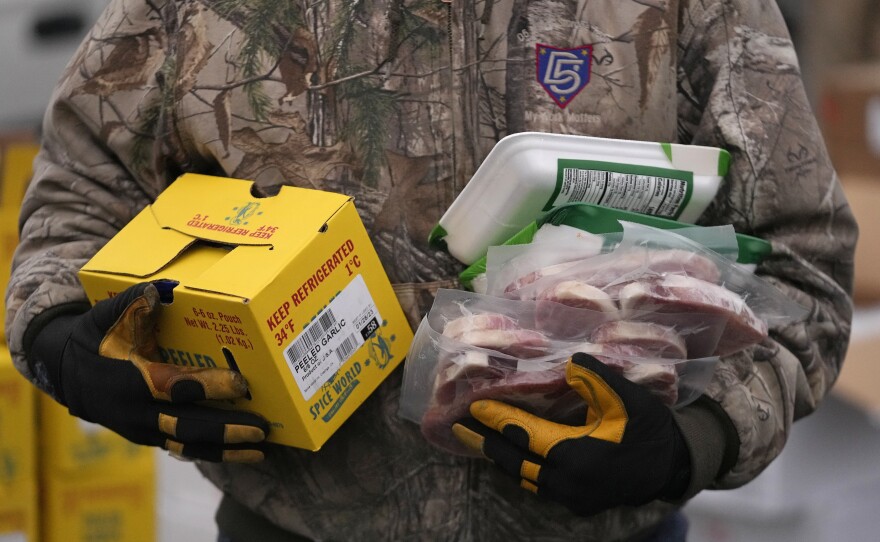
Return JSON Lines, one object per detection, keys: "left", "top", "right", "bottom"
{"left": 82, "top": 174, "right": 355, "bottom": 299}
{"left": 151, "top": 174, "right": 351, "bottom": 252}
{"left": 165, "top": 175, "right": 352, "bottom": 299}
{"left": 80, "top": 209, "right": 195, "bottom": 277}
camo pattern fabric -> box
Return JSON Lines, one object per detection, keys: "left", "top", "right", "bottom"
{"left": 6, "top": 0, "right": 856, "bottom": 539}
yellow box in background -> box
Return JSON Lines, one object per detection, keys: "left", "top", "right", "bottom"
{"left": 1, "top": 214, "right": 19, "bottom": 346}
{"left": 0, "top": 142, "right": 39, "bottom": 209}
{"left": 0, "top": 482, "right": 39, "bottom": 542}
{"left": 38, "top": 394, "right": 154, "bottom": 476}
{"left": 0, "top": 346, "right": 37, "bottom": 496}
{"left": 79, "top": 174, "right": 414, "bottom": 450}
{"left": 41, "top": 465, "right": 156, "bottom": 542}
{"left": 0, "top": 140, "right": 39, "bottom": 346}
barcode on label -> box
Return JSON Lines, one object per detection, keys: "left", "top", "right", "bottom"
{"left": 285, "top": 309, "right": 338, "bottom": 362}
{"left": 334, "top": 334, "right": 359, "bottom": 361}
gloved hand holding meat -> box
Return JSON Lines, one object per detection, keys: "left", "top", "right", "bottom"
{"left": 451, "top": 352, "right": 692, "bottom": 517}
{"left": 403, "top": 290, "right": 720, "bottom": 455}
{"left": 399, "top": 223, "right": 807, "bottom": 457}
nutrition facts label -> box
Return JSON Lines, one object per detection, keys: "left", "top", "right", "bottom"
{"left": 549, "top": 160, "right": 693, "bottom": 219}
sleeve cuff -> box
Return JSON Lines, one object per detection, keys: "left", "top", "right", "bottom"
{"left": 23, "top": 302, "right": 91, "bottom": 404}
{"left": 671, "top": 396, "right": 740, "bottom": 500}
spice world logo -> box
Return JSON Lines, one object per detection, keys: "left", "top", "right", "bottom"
{"left": 536, "top": 44, "right": 592, "bottom": 109}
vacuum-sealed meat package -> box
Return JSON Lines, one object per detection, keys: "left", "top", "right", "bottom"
{"left": 399, "top": 289, "right": 721, "bottom": 456}
{"left": 400, "top": 222, "right": 808, "bottom": 457}
{"left": 490, "top": 222, "right": 807, "bottom": 356}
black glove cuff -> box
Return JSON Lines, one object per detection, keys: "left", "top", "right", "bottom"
{"left": 670, "top": 396, "right": 741, "bottom": 501}
{"left": 28, "top": 309, "right": 86, "bottom": 406}
{"left": 661, "top": 421, "right": 692, "bottom": 500}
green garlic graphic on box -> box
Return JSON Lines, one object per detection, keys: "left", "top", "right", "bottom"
{"left": 73, "top": 434, "right": 111, "bottom": 464}
{"left": 0, "top": 410, "right": 19, "bottom": 485}
{"left": 72, "top": 429, "right": 145, "bottom": 464}
{"left": 365, "top": 319, "right": 396, "bottom": 370}
{"left": 226, "top": 201, "right": 262, "bottom": 226}
{"left": 315, "top": 319, "right": 397, "bottom": 424}
{"left": 0, "top": 450, "right": 15, "bottom": 485}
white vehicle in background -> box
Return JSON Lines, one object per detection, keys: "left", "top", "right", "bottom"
{"left": 0, "top": 0, "right": 107, "bottom": 130}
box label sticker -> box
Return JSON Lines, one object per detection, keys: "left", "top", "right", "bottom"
{"left": 284, "top": 274, "right": 381, "bottom": 400}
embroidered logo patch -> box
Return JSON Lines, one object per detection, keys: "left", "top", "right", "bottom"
{"left": 536, "top": 44, "right": 592, "bottom": 109}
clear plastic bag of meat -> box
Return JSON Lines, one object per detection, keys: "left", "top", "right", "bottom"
{"left": 483, "top": 222, "right": 741, "bottom": 297}
{"left": 491, "top": 222, "right": 808, "bottom": 356}
{"left": 492, "top": 222, "right": 737, "bottom": 299}
{"left": 398, "top": 289, "right": 722, "bottom": 457}
{"left": 423, "top": 288, "right": 727, "bottom": 357}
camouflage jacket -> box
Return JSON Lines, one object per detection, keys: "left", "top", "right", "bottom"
{"left": 5, "top": 0, "right": 856, "bottom": 540}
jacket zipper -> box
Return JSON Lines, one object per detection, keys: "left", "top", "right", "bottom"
{"left": 442, "top": 0, "right": 460, "bottom": 193}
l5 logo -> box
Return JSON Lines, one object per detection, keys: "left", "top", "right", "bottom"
{"left": 536, "top": 44, "right": 592, "bottom": 109}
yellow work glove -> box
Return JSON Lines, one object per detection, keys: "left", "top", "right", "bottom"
{"left": 452, "top": 352, "right": 691, "bottom": 516}
{"left": 31, "top": 282, "right": 269, "bottom": 462}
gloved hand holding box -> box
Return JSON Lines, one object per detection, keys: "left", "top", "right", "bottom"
{"left": 77, "top": 173, "right": 413, "bottom": 451}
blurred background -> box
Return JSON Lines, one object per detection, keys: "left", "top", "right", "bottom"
{"left": 1, "top": 0, "right": 880, "bottom": 541}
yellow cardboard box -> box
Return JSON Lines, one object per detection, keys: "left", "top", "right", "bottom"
{"left": 0, "top": 141, "right": 39, "bottom": 345}
{"left": 41, "top": 466, "right": 156, "bottom": 542}
{"left": 39, "top": 394, "right": 155, "bottom": 476}
{"left": 1, "top": 217, "right": 19, "bottom": 346}
{"left": 0, "top": 347, "right": 37, "bottom": 497}
{"left": 0, "top": 142, "right": 39, "bottom": 209}
{"left": 78, "top": 174, "right": 413, "bottom": 450}
{"left": 0, "top": 482, "right": 38, "bottom": 542}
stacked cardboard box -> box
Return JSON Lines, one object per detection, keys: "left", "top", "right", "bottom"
{"left": 0, "top": 133, "right": 158, "bottom": 541}
{"left": 0, "top": 133, "right": 40, "bottom": 542}
{"left": 0, "top": 347, "right": 39, "bottom": 542}
{"left": 0, "top": 135, "right": 39, "bottom": 344}
{"left": 38, "top": 397, "right": 157, "bottom": 542}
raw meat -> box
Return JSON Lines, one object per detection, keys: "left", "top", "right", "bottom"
{"left": 421, "top": 316, "right": 682, "bottom": 456}
{"left": 533, "top": 280, "right": 620, "bottom": 339}
{"left": 421, "top": 357, "right": 576, "bottom": 456}
{"left": 537, "top": 280, "right": 618, "bottom": 312}
{"left": 505, "top": 248, "right": 722, "bottom": 299}
{"left": 591, "top": 321, "right": 688, "bottom": 359}
{"left": 619, "top": 274, "right": 768, "bottom": 356}
{"left": 442, "top": 313, "right": 551, "bottom": 358}
{"left": 443, "top": 313, "right": 519, "bottom": 340}
{"left": 591, "top": 343, "right": 680, "bottom": 406}
{"left": 503, "top": 261, "right": 579, "bottom": 295}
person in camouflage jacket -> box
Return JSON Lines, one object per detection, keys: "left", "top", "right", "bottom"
{"left": 5, "top": 0, "right": 857, "bottom": 540}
